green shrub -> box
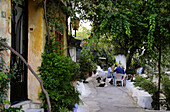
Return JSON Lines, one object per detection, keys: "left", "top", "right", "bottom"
{"left": 126, "top": 65, "right": 136, "bottom": 75}
{"left": 38, "top": 39, "right": 81, "bottom": 111}
{"left": 134, "top": 76, "right": 158, "bottom": 109}
{"left": 0, "top": 37, "right": 19, "bottom": 110}
{"left": 79, "top": 48, "right": 94, "bottom": 80}
{"left": 0, "top": 106, "right": 24, "bottom": 112}
{"left": 0, "top": 72, "right": 9, "bottom": 106}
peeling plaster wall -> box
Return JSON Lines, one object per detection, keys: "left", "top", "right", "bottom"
{"left": 0, "top": 0, "right": 11, "bottom": 67}
{"left": 63, "top": 14, "right": 67, "bottom": 56}
{"left": 28, "top": 0, "right": 46, "bottom": 102}
{"left": 0, "top": 0, "right": 11, "bottom": 101}
{"left": 28, "top": 0, "right": 68, "bottom": 102}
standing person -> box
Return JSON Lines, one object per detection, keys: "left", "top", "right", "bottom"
{"left": 138, "top": 67, "right": 143, "bottom": 75}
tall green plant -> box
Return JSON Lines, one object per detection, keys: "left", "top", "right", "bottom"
{"left": 0, "top": 37, "right": 9, "bottom": 107}
{"left": 38, "top": 38, "right": 80, "bottom": 111}
{"left": 0, "top": 37, "right": 18, "bottom": 110}
{"left": 79, "top": 48, "right": 94, "bottom": 80}
{"left": 134, "top": 76, "right": 158, "bottom": 109}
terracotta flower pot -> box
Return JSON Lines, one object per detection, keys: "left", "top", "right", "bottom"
{"left": 93, "top": 70, "right": 97, "bottom": 74}
{"left": 89, "top": 71, "right": 92, "bottom": 77}
{"left": 131, "top": 74, "right": 133, "bottom": 82}
{"left": 86, "top": 73, "right": 89, "bottom": 78}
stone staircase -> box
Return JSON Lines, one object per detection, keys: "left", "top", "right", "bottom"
{"left": 11, "top": 100, "right": 44, "bottom": 112}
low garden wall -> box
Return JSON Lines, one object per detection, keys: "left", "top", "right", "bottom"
{"left": 126, "top": 80, "right": 152, "bottom": 109}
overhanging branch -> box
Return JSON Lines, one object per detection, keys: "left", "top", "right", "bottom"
{"left": 0, "top": 40, "right": 51, "bottom": 112}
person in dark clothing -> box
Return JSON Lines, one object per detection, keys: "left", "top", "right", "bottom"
{"left": 114, "top": 64, "right": 125, "bottom": 86}
{"left": 114, "top": 64, "right": 125, "bottom": 74}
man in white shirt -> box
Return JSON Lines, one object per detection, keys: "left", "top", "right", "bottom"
{"left": 107, "top": 65, "right": 114, "bottom": 84}
{"left": 107, "top": 65, "right": 114, "bottom": 78}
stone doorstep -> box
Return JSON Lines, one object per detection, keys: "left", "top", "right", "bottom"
{"left": 11, "top": 100, "right": 43, "bottom": 111}
{"left": 24, "top": 108, "right": 44, "bottom": 112}
{"left": 145, "top": 110, "right": 167, "bottom": 112}
{"left": 11, "top": 100, "right": 31, "bottom": 110}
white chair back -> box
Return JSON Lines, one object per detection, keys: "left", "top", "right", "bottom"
{"left": 114, "top": 73, "right": 126, "bottom": 86}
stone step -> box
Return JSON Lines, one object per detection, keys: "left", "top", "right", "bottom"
{"left": 24, "top": 108, "right": 44, "bottom": 112}
{"left": 29, "top": 102, "right": 43, "bottom": 109}
{"left": 11, "top": 101, "right": 31, "bottom": 110}
{"left": 11, "top": 100, "right": 43, "bottom": 111}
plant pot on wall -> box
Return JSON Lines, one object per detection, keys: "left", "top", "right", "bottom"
{"left": 131, "top": 74, "right": 133, "bottom": 82}
{"left": 93, "top": 70, "right": 96, "bottom": 74}
{"left": 86, "top": 72, "right": 89, "bottom": 78}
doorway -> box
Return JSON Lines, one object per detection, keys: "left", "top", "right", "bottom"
{"left": 10, "top": 0, "right": 28, "bottom": 104}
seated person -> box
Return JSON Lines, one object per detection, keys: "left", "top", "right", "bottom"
{"left": 107, "top": 65, "right": 114, "bottom": 78}
{"left": 114, "top": 64, "right": 125, "bottom": 74}
{"left": 114, "top": 64, "right": 125, "bottom": 85}
{"left": 138, "top": 67, "right": 143, "bottom": 75}
{"left": 107, "top": 65, "right": 115, "bottom": 84}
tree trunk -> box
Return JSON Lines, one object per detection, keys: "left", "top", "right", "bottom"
{"left": 43, "top": 0, "right": 50, "bottom": 46}
{"left": 0, "top": 41, "right": 51, "bottom": 112}
{"left": 126, "top": 54, "right": 132, "bottom": 70}
{"left": 126, "top": 50, "right": 135, "bottom": 70}
{"left": 157, "top": 47, "right": 161, "bottom": 110}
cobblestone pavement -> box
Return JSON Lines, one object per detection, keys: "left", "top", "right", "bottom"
{"left": 78, "top": 77, "right": 147, "bottom": 112}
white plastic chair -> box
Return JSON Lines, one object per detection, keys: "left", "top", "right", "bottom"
{"left": 105, "top": 72, "right": 115, "bottom": 86}
{"left": 114, "top": 73, "right": 126, "bottom": 86}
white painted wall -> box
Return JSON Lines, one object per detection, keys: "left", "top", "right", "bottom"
{"left": 115, "top": 55, "right": 126, "bottom": 70}
{"left": 69, "top": 47, "right": 76, "bottom": 62}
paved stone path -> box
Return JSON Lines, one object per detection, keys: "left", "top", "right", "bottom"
{"left": 78, "top": 77, "right": 146, "bottom": 112}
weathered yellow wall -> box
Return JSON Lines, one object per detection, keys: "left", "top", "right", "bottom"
{"left": 57, "top": 11, "right": 67, "bottom": 55}
{"left": 0, "top": 0, "right": 11, "bottom": 66}
{"left": 0, "top": 0, "right": 11, "bottom": 101}
{"left": 0, "top": 0, "right": 68, "bottom": 103}
{"left": 63, "top": 13, "right": 67, "bottom": 56}
{"left": 28, "top": 0, "right": 68, "bottom": 102}
{"left": 28, "top": 0, "right": 46, "bottom": 102}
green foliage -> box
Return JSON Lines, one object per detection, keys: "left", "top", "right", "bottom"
{"left": 162, "top": 75, "right": 170, "bottom": 110}
{"left": 0, "top": 106, "right": 24, "bottom": 112}
{"left": 11, "top": 0, "right": 24, "bottom": 10}
{"left": 0, "top": 72, "right": 9, "bottom": 106}
{"left": 75, "top": 26, "right": 91, "bottom": 40}
{"left": 75, "top": 0, "right": 170, "bottom": 73}
{"left": 46, "top": 0, "right": 66, "bottom": 34}
{"left": 134, "top": 74, "right": 170, "bottom": 110}
{"left": 38, "top": 38, "right": 81, "bottom": 111}
{"left": 79, "top": 48, "right": 94, "bottom": 80}
{"left": 88, "top": 37, "right": 116, "bottom": 70}
{"left": 125, "top": 66, "right": 136, "bottom": 75}
{"left": 59, "top": 107, "right": 72, "bottom": 112}
{"left": 134, "top": 76, "right": 158, "bottom": 109}
{"left": 0, "top": 37, "right": 19, "bottom": 110}
{"left": 0, "top": 37, "right": 10, "bottom": 106}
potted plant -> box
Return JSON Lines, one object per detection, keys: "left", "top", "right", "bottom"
{"left": 79, "top": 48, "right": 94, "bottom": 81}
{"left": 79, "top": 54, "right": 91, "bottom": 80}
{"left": 93, "top": 63, "right": 97, "bottom": 74}
{"left": 89, "top": 61, "right": 94, "bottom": 77}
{"left": 126, "top": 66, "right": 136, "bottom": 81}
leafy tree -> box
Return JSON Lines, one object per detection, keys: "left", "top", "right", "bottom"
{"left": 75, "top": 0, "right": 170, "bottom": 109}
{"left": 38, "top": 38, "right": 81, "bottom": 111}
{"left": 75, "top": 26, "right": 91, "bottom": 40}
